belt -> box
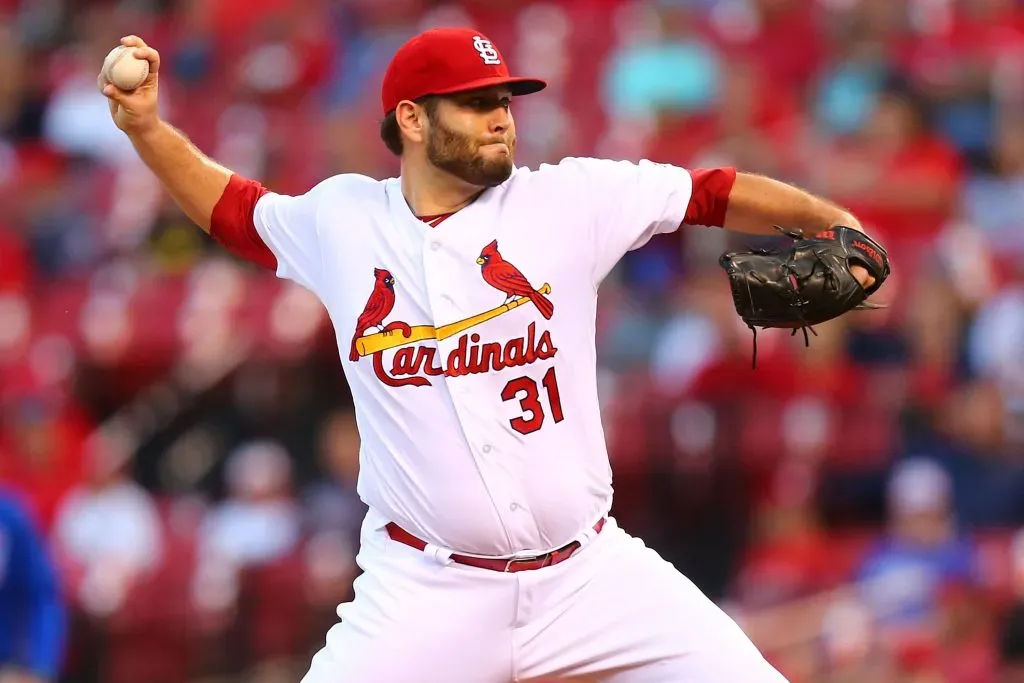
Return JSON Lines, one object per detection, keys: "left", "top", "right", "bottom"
{"left": 385, "top": 518, "right": 606, "bottom": 573}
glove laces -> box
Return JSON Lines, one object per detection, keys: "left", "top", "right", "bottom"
{"left": 746, "top": 320, "right": 818, "bottom": 370}
{"left": 744, "top": 227, "right": 820, "bottom": 369}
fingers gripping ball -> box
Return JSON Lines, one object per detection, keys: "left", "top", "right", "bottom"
{"left": 101, "top": 45, "right": 149, "bottom": 91}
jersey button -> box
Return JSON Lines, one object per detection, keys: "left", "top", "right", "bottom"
{"left": 430, "top": 241, "right": 441, "bottom": 251}
{"left": 509, "top": 503, "right": 519, "bottom": 512}
{"left": 482, "top": 444, "right": 492, "bottom": 454}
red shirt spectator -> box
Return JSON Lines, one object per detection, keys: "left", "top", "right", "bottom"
{"left": 713, "top": 0, "right": 824, "bottom": 95}
{"left": 649, "top": 59, "right": 805, "bottom": 176}
{"left": 822, "top": 88, "right": 963, "bottom": 255}
{"left": 0, "top": 367, "right": 91, "bottom": 532}
{"left": 0, "top": 226, "right": 30, "bottom": 293}
{"left": 209, "top": 0, "right": 295, "bottom": 42}
{"left": 898, "top": 0, "right": 1024, "bottom": 79}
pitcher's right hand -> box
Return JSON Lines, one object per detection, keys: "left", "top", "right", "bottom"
{"left": 98, "top": 35, "right": 161, "bottom": 136}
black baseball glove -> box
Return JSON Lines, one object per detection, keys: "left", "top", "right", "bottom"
{"left": 719, "top": 225, "right": 890, "bottom": 367}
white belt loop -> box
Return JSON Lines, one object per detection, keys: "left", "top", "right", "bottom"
{"left": 573, "top": 528, "right": 595, "bottom": 547}
{"left": 572, "top": 516, "right": 605, "bottom": 547}
{"left": 423, "top": 542, "right": 454, "bottom": 566}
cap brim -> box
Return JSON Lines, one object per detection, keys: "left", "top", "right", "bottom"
{"left": 430, "top": 76, "right": 547, "bottom": 99}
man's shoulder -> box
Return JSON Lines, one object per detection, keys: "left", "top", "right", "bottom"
{"left": 507, "top": 157, "right": 676, "bottom": 186}
{"left": 502, "top": 157, "right": 625, "bottom": 195}
{"left": 263, "top": 173, "right": 388, "bottom": 207}
{"left": 512, "top": 156, "right": 617, "bottom": 178}
{"left": 309, "top": 173, "right": 389, "bottom": 200}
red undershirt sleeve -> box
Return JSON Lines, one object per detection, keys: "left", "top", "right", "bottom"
{"left": 209, "top": 174, "right": 276, "bottom": 271}
{"left": 684, "top": 167, "right": 737, "bottom": 228}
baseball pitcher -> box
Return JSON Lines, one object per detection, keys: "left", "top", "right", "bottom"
{"left": 100, "top": 27, "right": 888, "bottom": 683}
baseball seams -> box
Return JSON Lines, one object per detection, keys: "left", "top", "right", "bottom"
{"left": 102, "top": 45, "right": 149, "bottom": 91}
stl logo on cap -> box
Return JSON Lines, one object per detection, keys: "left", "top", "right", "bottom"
{"left": 380, "top": 27, "right": 546, "bottom": 115}
{"left": 473, "top": 36, "right": 501, "bottom": 65}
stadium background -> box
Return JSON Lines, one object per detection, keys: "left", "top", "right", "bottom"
{"left": 1, "top": 0, "right": 1024, "bottom": 681}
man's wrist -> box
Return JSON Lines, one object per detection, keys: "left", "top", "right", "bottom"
{"left": 828, "top": 212, "right": 862, "bottom": 231}
{"left": 126, "top": 117, "right": 166, "bottom": 146}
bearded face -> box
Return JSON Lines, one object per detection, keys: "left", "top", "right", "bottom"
{"left": 424, "top": 96, "right": 516, "bottom": 187}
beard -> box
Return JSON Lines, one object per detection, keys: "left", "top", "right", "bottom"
{"left": 426, "top": 118, "right": 515, "bottom": 187}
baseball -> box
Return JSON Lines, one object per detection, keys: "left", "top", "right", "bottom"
{"left": 101, "top": 45, "right": 149, "bottom": 91}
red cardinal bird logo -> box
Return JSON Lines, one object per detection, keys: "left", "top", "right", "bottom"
{"left": 476, "top": 240, "right": 554, "bottom": 320}
{"left": 350, "top": 268, "right": 396, "bottom": 361}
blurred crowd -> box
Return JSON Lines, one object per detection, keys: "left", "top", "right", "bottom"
{"left": 1, "top": 0, "right": 1023, "bottom": 682}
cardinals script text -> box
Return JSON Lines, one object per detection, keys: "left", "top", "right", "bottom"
{"left": 372, "top": 322, "right": 557, "bottom": 388}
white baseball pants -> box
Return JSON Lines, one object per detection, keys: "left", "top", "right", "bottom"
{"left": 301, "top": 509, "right": 789, "bottom": 683}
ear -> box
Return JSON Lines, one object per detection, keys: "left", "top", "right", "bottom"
{"left": 395, "top": 100, "right": 428, "bottom": 146}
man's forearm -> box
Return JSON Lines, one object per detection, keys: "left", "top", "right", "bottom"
{"left": 128, "top": 120, "right": 232, "bottom": 233}
{"left": 723, "top": 173, "right": 861, "bottom": 237}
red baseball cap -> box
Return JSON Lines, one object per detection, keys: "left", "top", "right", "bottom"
{"left": 381, "top": 28, "right": 547, "bottom": 115}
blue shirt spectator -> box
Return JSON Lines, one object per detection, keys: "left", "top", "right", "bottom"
{"left": 602, "top": 5, "right": 721, "bottom": 120}
{"left": 857, "top": 533, "right": 976, "bottom": 627}
{"left": 815, "top": 58, "right": 884, "bottom": 137}
{"left": 0, "top": 490, "right": 66, "bottom": 681}
{"left": 855, "top": 458, "right": 976, "bottom": 631}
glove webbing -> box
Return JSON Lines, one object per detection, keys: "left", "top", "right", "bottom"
{"left": 739, "top": 230, "right": 824, "bottom": 369}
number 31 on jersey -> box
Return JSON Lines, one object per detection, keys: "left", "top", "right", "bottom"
{"left": 500, "top": 367, "right": 564, "bottom": 435}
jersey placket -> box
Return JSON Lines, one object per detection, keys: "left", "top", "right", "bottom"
{"left": 419, "top": 214, "right": 539, "bottom": 555}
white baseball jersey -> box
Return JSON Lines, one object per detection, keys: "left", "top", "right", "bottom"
{"left": 252, "top": 158, "right": 694, "bottom": 556}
